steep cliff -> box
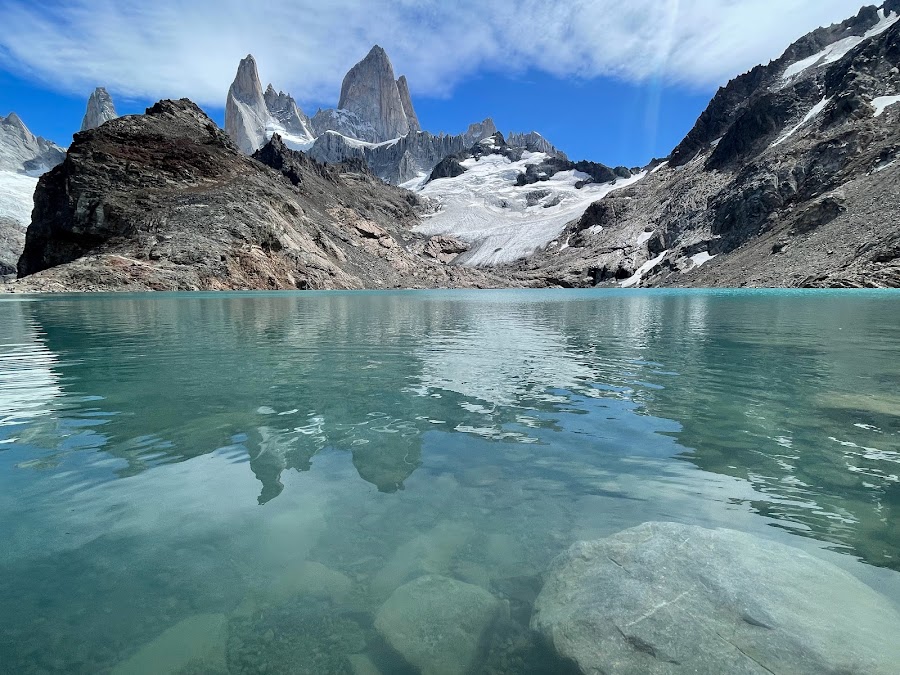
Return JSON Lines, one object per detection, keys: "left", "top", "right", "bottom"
{"left": 507, "top": 2, "right": 900, "bottom": 289}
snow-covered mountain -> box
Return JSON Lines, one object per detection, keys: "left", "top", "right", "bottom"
{"left": 223, "top": 48, "right": 569, "bottom": 185}
{"left": 0, "top": 112, "right": 66, "bottom": 275}
{"left": 80, "top": 87, "right": 118, "bottom": 131}
{"left": 224, "top": 54, "right": 316, "bottom": 155}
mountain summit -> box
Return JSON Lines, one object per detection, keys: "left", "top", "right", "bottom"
{"left": 80, "top": 87, "right": 118, "bottom": 131}
{"left": 224, "top": 55, "right": 270, "bottom": 154}
{"left": 337, "top": 45, "right": 415, "bottom": 141}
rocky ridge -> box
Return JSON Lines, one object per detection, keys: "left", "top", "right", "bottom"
{"left": 224, "top": 48, "right": 567, "bottom": 186}
{"left": 507, "top": 1, "right": 900, "bottom": 288}
{"left": 80, "top": 87, "right": 118, "bottom": 131}
{"left": 10, "top": 99, "right": 505, "bottom": 292}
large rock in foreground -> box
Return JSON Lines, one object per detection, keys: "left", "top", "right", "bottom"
{"left": 374, "top": 574, "right": 508, "bottom": 675}
{"left": 532, "top": 522, "right": 900, "bottom": 674}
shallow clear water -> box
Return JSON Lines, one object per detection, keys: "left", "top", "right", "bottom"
{"left": 1, "top": 289, "right": 899, "bottom": 673}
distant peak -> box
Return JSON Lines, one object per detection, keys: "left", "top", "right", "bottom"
{"left": 4, "top": 111, "right": 25, "bottom": 128}
{"left": 81, "top": 86, "right": 118, "bottom": 131}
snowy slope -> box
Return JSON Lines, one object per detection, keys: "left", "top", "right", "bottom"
{"left": 409, "top": 151, "right": 644, "bottom": 266}
{"left": 781, "top": 8, "right": 899, "bottom": 81}
{"left": 0, "top": 171, "right": 37, "bottom": 227}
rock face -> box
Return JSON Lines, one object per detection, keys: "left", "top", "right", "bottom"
{"left": 263, "top": 84, "right": 315, "bottom": 146}
{"left": 374, "top": 575, "right": 508, "bottom": 675}
{"left": 510, "top": 1, "right": 900, "bottom": 288}
{"left": 338, "top": 45, "right": 411, "bottom": 142}
{"left": 532, "top": 522, "right": 900, "bottom": 674}
{"left": 12, "top": 99, "right": 505, "bottom": 292}
{"left": 0, "top": 112, "right": 65, "bottom": 173}
{"left": 0, "top": 112, "right": 65, "bottom": 275}
{"left": 80, "top": 87, "right": 118, "bottom": 131}
{"left": 396, "top": 75, "right": 420, "bottom": 132}
{"left": 307, "top": 118, "right": 499, "bottom": 184}
{"left": 224, "top": 54, "right": 270, "bottom": 155}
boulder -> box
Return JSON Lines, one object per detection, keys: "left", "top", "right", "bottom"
{"left": 374, "top": 574, "right": 508, "bottom": 675}
{"left": 532, "top": 522, "right": 900, "bottom": 674}
{"left": 112, "top": 613, "right": 228, "bottom": 675}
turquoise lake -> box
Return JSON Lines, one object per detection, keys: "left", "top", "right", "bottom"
{"left": 0, "top": 289, "right": 898, "bottom": 673}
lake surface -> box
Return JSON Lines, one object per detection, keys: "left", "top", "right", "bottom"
{"left": 1, "top": 289, "right": 898, "bottom": 673}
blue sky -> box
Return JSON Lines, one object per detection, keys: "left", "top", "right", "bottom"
{"left": 0, "top": 68, "right": 712, "bottom": 167}
{"left": 0, "top": 0, "right": 866, "bottom": 167}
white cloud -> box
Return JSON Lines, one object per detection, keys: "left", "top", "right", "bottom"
{"left": 0, "top": 0, "right": 869, "bottom": 109}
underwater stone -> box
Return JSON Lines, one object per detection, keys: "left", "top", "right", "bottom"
{"left": 532, "top": 521, "right": 900, "bottom": 674}
{"left": 374, "top": 574, "right": 508, "bottom": 675}
{"left": 112, "top": 613, "right": 228, "bottom": 675}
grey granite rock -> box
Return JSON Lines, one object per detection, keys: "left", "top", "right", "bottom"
{"left": 338, "top": 45, "right": 410, "bottom": 142}
{"left": 309, "top": 108, "right": 379, "bottom": 143}
{"left": 307, "top": 118, "right": 498, "bottom": 184}
{"left": 0, "top": 112, "right": 65, "bottom": 173}
{"left": 0, "top": 112, "right": 65, "bottom": 273}
{"left": 396, "top": 75, "right": 420, "bottom": 132}
{"left": 532, "top": 522, "right": 900, "bottom": 674}
{"left": 374, "top": 575, "right": 508, "bottom": 675}
{"left": 263, "top": 84, "right": 314, "bottom": 143}
{"left": 80, "top": 87, "right": 118, "bottom": 131}
{"left": 224, "top": 54, "right": 269, "bottom": 155}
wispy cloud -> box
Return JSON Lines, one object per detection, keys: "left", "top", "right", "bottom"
{"left": 0, "top": 0, "right": 868, "bottom": 109}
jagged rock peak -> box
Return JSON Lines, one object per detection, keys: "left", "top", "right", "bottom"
{"left": 338, "top": 45, "right": 411, "bottom": 141}
{"left": 396, "top": 75, "right": 420, "bottom": 132}
{"left": 230, "top": 54, "right": 265, "bottom": 103}
{"left": 225, "top": 54, "right": 269, "bottom": 155}
{"left": 80, "top": 87, "right": 118, "bottom": 131}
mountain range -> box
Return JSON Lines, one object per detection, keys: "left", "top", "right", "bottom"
{"left": 2, "top": 1, "right": 899, "bottom": 290}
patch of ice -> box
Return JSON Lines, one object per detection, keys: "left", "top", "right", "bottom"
{"left": 650, "top": 161, "right": 668, "bottom": 174}
{"left": 782, "top": 10, "right": 898, "bottom": 81}
{"left": 771, "top": 97, "right": 830, "bottom": 148}
{"left": 636, "top": 230, "right": 654, "bottom": 246}
{"left": 874, "top": 159, "right": 896, "bottom": 173}
{"left": 558, "top": 236, "right": 570, "bottom": 252}
{"left": 587, "top": 225, "right": 603, "bottom": 234}
{"left": 689, "top": 250, "right": 716, "bottom": 268}
{"left": 872, "top": 95, "right": 900, "bottom": 117}
{"left": 620, "top": 250, "right": 668, "bottom": 288}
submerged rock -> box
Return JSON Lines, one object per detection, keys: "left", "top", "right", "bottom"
{"left": 532, "top": 521, "right": 900, "bottom": 674}
{"left": 112, "top": 613, "right": 228, "bottom": 675}
{"left": 374, "top": 574, "right": 508, "bottom": 675}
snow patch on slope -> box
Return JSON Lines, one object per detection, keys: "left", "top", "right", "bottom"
{"left": 872, "top": 95, "right": 900, "bottom": 117}
{"left": 781, "top": 9, "right": 899, "bottom": 81}
{"left": 413, "top": 151, "right": 645, "bottom": 266}
{"left": 771, "top": 97, "right": 830, "bottom": 147}
{"left": 689, "top": 251, "right": 716, "bottom": 268}
{"left": 621, "top": 250, "right": 668, "bottom": 288}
